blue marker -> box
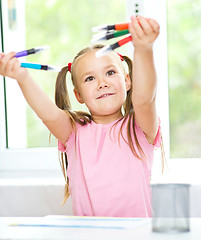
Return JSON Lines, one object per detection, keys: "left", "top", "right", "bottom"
{"left": 15, "top": 46, "right": 49, "bottom": 58}
{"left": 20, "top": 62, "right": 61, "bottom": 72}
{"left": 10, "top": 223, "right": 124, "bottom": 229}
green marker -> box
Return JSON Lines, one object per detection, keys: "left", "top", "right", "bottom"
{"left": 91, "top": 29, "right": 129, "bottom": 43}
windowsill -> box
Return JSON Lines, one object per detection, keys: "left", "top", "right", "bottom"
{"left": 0, "top": 170, "right": 73, "bottom": 216}
{"left": 1, "top": 157, "right": 201, "bottom": 186}
{"left": 0, "top": 170, "right": 65, "bottom": 186}
{"left": 151, "top": 157, "right": 201, "bottom": 185}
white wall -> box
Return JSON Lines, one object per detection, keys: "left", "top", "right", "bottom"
{"left": 0, "top": 171, "right": 73, "bottom": 217}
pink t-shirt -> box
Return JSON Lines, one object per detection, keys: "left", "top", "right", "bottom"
{"left": 58, "top": 116, "right": 161, "bottom": 217}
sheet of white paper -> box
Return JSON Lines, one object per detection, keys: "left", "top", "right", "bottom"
{"left": 0, "top": 216, "right": 151, "bottom": 240}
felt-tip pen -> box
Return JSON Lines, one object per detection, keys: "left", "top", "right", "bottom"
{"left": 96, "top": 35, "right": 132, "bottom": 58}
{"left": 92, "top": 23, "right": 129, "bottom": 32}
{"left": 20, "top": 62, "right": 61, "bottom": 72}
{"left": 10, "top": 223, "right": 124, "bottom": 229}
{"left": 91, "top": 29, "right": 130, "bottom": 43}
{"left": 15, "top": 46, "right": 49, "bottom": 58}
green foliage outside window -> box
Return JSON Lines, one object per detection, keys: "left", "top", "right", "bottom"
{"left": 25, "top": 0, "right": 126, "bottom": 147}
{"left": 25, "top": 0, "right": 201, "bottom": 158}
{"left": 168, "top": 0, "right": 201, "bottom": 157}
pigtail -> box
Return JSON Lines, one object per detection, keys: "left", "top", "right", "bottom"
{"left": 121, "top": 55, "right": 165, "bottom": 169}
{"left": 122, "top": 56, "right": 133, "bottom": 86}
{"left": 55, "top": 66, "right": 71, "bottom": 111}
{"left": 55, "top": 66, "right": 92, "bottom": 125}
{"left": 55, "top": 66, "right": 78, "bottom": 123}
{"left": 55, "top": 66, "right": 72, "bottom": 203}
{"left": 122, "top": 55, "right": 133, "bottom": 115}
{"left": 55, "top": 65, "right": 92, "bottom": 203}
{"left": 115, "top": 55, "right": 144, "bottom": 160}
{"left": 59, "top": 151, "right": 70, "bottom": 204}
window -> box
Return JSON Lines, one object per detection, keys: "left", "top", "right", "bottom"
{"left": 0, "top": 0, "right": 131, "bottom": 171}
{"left": 158, "top": 0, "right": 201, "bottom": 185}
{"left": 3, "top": 0, "right": 127, "bottom": 149}
{"left": 4, "top": 0, "right": 189, "bottom": 182}
{"left": 168, "top": 0, "right": 201, "bottom": 158}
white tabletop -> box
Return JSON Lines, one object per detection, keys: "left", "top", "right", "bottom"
{"left": 0, "top": 216, "right": 200, "bottom": 240}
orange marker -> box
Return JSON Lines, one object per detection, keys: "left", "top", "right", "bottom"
{"left": 92, "top": 22, "right": 129, "bottom": 32}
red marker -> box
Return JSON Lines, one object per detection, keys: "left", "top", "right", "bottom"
{"left": 96, "top": 35, "right": 132, "bottom": 57}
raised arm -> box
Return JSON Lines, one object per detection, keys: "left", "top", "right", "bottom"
{"left": 0, "top": 52, "right": 72, "bottom": 145}
{"left": 129, "top": 16, "right": 160, "bottom": 144}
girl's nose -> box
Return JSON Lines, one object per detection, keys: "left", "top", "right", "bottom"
{"left": 97, "top": 78, "right": 109, "bottom": 90}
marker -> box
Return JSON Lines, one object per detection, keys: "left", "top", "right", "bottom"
{"left": 92, "top": 18, "right": 144, "bottom": 33}
{"left": 20, "top": 62, "right": 61, "bottom": 72}
{"left": 10, "top": 223, "right": 124, "bottom": 229}
{"left": 92, "top": 23, "right": 129, "bottom": 32}
{"left": 91, "top": 29, "right": 129, "bottom": 43}
{"left": 96, "top": 35, "right": 132, "bottom": 57}
{"left": 15, "top": 46, "right": 49, "bottom": 58}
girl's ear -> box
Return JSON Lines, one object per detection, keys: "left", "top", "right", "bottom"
{"left": 125, "top": 73, "right": 131, "bottom": 91}
{"left": 73, "top": 88, "right": 84, "bottom": 104}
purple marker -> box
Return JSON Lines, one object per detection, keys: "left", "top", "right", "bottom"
{"left": 15, "top": 46, "right": 49, "bottom": 58}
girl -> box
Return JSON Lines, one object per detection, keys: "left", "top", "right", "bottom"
{"left": 0, "top": 16, "right": 162, "bottom": 217}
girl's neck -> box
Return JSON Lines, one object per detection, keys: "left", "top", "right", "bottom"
{"left": 91, "top": 111, "right": 123, "bottom": 125}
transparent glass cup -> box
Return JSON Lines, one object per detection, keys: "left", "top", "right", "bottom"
{"left": 151, "top": 184, "right": 190, "bottom": 233}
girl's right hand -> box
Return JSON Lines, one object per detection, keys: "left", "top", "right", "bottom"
{"left": 0, "top": 52, "right": 29, "bottom": 83}
{"left": 129, "top": 16, "right": 160, "bottom": 51}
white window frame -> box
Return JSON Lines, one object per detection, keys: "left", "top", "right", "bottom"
{"left": 0, "top": 0, "right": 59, "bottom": 172}
{"left": 126, "top": 1, "right": 201, "bottom": 185}
{"left": 126, "top": 0, "right": 170, "bottom": 182}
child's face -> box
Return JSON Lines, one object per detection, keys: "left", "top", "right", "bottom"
{"left": 73, "top": 50, "right": 131, "bottom": 120}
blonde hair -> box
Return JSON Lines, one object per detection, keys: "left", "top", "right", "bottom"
{"left": 55, "top": 44, "right": 164, "bottom": 203}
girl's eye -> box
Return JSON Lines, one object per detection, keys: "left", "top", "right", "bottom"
{"left": 106, "top": 70, "right": 115, "bottom": 76}
{"left": 85, "top": 76, "right": 94, "bottom": 82}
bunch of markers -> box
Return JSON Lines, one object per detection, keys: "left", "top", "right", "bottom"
{"left": 15, "top": 46, "right": 61, "bottom": 72}
{"left": 16, "top": 21, "right": 131, "bottom": 72}
{"left": 91, "top": 22, "right": 131, "bottom": 57}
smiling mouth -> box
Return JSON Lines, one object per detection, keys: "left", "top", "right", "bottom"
{"left": 97, "top": 93, "right": 114, "bottom": 99}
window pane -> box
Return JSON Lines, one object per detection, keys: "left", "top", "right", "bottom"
{"left": 6, "top": 0, "right": 126, "bottom": 148}
{"left": 168, "top": 0, "right": 201, "bottom": 158}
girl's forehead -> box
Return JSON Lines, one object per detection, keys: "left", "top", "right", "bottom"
{"left": 74, "top": 50, "right": 122, "bottom": 70}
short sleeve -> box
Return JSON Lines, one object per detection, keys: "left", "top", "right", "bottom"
{"left": 153, "top": 119, "right": 162, "bottom": 148}
{"left": 57, "top": 122, "right": 80, "bottom": 153}
{"left": 134, "top": 117, "right": 162, "bottom": 149}
{"left": 58, "top": 140, "right": 66, "bottom": 152}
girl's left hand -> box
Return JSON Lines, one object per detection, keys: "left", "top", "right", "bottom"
{"left": 128, "top": 16, "right": 160, "bottom": 50}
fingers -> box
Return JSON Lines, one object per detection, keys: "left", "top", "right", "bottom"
{"left": 5, "top": 56, "right": 20, "bottom": 73}
{"left": 0, "top": 51, "right": 16, "bottom": 69}
{"left": 130, "top": 16, "right": 159, "bottom": 37}
{"left": 148, "top": 18, "right": 160, "bottom": 34}
{"left": 129, "top": 16, "right": 144, "bottom": 39}
{"left": 0, "top": 51, "right": 16, "bottom": 63}
{"left": 0, "top": 51, "right": 28, "bottom": 81}
{"left": 129, "top": 16, "right": 160, "bottom": 47}
{"left": 139, "top": 17, "right": 154, "bottom": 36}
{"left": 0, "top": 53, "right": 5, "bottom": 59}
{"left": 0, "top": 51, "right": 18, "bottom": 76}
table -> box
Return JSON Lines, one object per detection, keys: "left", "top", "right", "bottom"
{"left": 0, "top": 216, "right": 200, "bottom": 240}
